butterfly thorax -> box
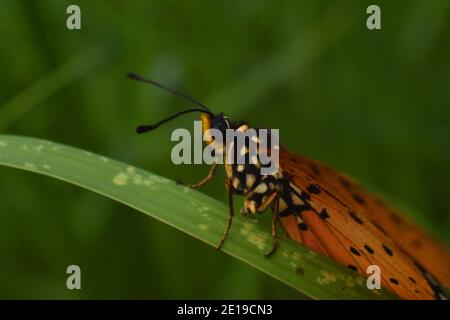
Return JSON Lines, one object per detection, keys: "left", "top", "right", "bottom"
{"left": 202, "top": 113, "right": 311, "bottom": 218}
{"left": 222, "top": 123, "right": 307, "bottom": 217}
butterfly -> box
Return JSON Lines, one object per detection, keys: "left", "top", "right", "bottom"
{"left": 129, "top": 72, "right": 450, "bottom": 300}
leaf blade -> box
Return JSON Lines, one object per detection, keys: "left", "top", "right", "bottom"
{"left": 0, "top": 135, "right": 396, "bottom": 299}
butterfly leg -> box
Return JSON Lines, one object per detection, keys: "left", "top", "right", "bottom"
{"left": 278, "top": 214, "right": 290, "bottom": 238}
{"left": 217, "top": 178, "right": 234, "bottom": 250}
{"left": 265, "top": 196, "right": 280, "bottom": 257}
{"left": 186, "top": 162, "right": 218, "bottom": 189}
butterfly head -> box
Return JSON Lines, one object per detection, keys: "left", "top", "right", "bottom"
{"left": 128, "top": 72, "right": 231, "bottom": 143}
{"left": 201, "top": 112, "right": 231, "bottom": 144}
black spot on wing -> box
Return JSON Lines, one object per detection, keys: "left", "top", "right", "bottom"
{"left": 310, "top": 163, "right": 320, "bottom": 176}
{"left": 338, "top": 177, "right": 351, "bottom": 189}
{"left": 307, "top": 183, "right": 321, "bottom": 194}
{"left": 279, "top": 204, "right": 311, "bottom": 217}
{"left": 349, "top": 211, "right": 363, "bottom": 224}
{"left": 364, "top": 244, "right": 374, "bottom": 254}
{"left": 352, "top": 193, "right": 366, "bottom": 205}
{"left": 389, "top": 212, "right": 404, "bottom": 224}
{"left": 382, "top": 244, "right": 393, "bottom": 256}
{"left": 319, "top": 208, "right": 330, "bottom": 220}
{"left": 350, "top": 247, "right": 361, "bottom": 256}
{"left": 298, "top": 222, "right": 308, "bottom": 231}
{"left": 347, "top": 265, "right": 358, "bottom": 272}
{"left": 389, "top": 278, "right": 399, "bottom": 285}
{"left": 300, "top": 191, "right": 311, "bottom": 201}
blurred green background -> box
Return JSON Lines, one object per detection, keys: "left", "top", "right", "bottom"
{"left": 0, "top": 0, "right": 449, "bottom": 299}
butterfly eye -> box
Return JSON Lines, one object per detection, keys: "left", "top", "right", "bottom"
{"left": 212, "top": 115, "right": 230, "bottom": 135}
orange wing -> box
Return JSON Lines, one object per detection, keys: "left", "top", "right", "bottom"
{"left": 279, "top": 148, "right": 450, "bottom": 300}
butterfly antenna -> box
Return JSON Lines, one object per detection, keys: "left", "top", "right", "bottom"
{"left": 127, "top": 72, "right": 211, "bottom": 112}
{"left": 136, "top": 108, "right": 209, "bottom": 134}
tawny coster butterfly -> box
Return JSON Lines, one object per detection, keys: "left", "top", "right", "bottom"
{"left": 128, "top": 72, "right": 450, "bottom": 300}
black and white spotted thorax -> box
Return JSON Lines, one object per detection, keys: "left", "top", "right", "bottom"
{"left": 219, "top": 122, "right": 310, "bottom": 218}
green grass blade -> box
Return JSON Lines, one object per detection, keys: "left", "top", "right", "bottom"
{"left": 0, "top": 135, "right": 396, "bottom": 299}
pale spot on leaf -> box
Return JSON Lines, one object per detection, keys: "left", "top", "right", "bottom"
{"left": 33, "top": 145, "right": 44, "bottom": 153}
{"left": 317, "top": 270, "right": 338, "bottom": 285}
{"left": 354, "top": 276, "right": 365, "bottom": 286}
{"left": 290, "top": 252, "right": 301, "bottom": 261}
{"left": 112, "top": 172, "right": 128, "bottom": 186}
{"left": 246, "top": 232, "right": 267, "bottom": 250}
{"left": 198, "top": 224, "right": 209, "bottom": 231}
{"left": 0, "top": 141, "right": 7, "bottom": 147}
{"left": 133, "top": 176, "right": 143, "bottom": 185}
{"left": 339, "top": 275, "right": 356, "bottom": 288}
{"left": 24, "top": 163, "right": 36, "bottom": 170}
{"left": 183, "top": 186, "right": 191, "bottom": 193}
{"left": 151, "top": 176, "right": 170, "bottom": 184}
{"left": 143, "top": 180, "right": 157, "bottom": 191}
{"left": 372, "top": 289, "right": 382, "bottom": 296}
{"left": 240, "top": 221, "right": 266, "bottom": 249}
{"left": 240, "top": 222, "right": 256, "bottom": 237}
{"left": 126, "top": 166, "right": 136, "bottom": 173}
